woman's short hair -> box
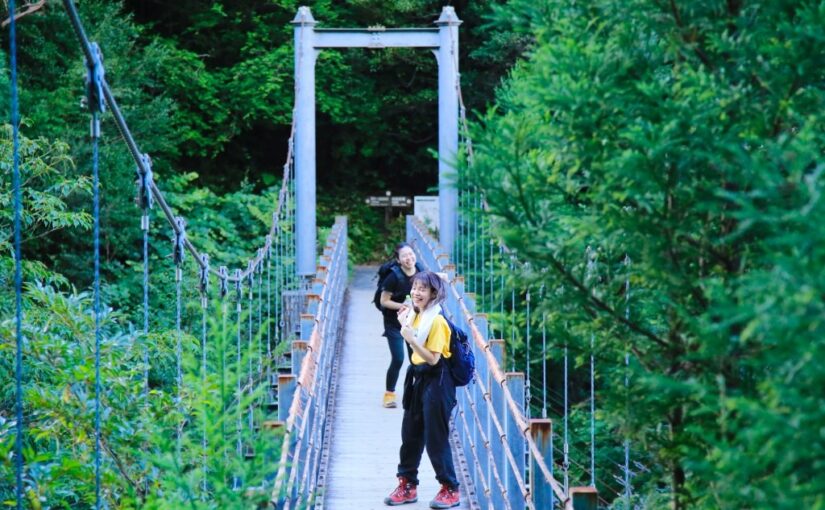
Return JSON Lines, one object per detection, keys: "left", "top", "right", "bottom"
{"left": 393, "top": 242, "right": 413, "bottom": 261}
{"left": 410, "top": 271, "right": 446, "bottom": 305}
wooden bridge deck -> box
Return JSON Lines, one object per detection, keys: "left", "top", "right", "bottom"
{"left": 323, "top": 266, "right": 473, "bottom": 510}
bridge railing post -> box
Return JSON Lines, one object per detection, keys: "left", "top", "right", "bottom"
{"left": 300, "top": 311, "right": 315, "bottom": 341}
{"left": 505, "top": 371, "right": 526, "bottom": 510}
{"left": 278, "top": 374, "right": 297, "bottom": 422}
{"left": 471, "top": 313, "right": 489, "bottom": 509}
{"left": 488, "top": 338, "right": 506, "bottom": 510}
{"left": 571, "top": 486, "right": 599, "bottom": 510}
{"left": 291, "top": 339, "right": 309, "bottom": 375}
{"left": 530, "top": 418, "right": 555, "bottom": 509}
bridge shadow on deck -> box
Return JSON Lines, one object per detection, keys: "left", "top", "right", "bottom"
{"left": 323, "top": 266, "right": 472, "bottom": 510}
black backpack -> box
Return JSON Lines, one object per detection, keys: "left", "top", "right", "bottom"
{"left": 372, "top": 261, "right": 424, "bottom": 312}
{"left": 441, "top": 313, "right": 475, "bottom": 387}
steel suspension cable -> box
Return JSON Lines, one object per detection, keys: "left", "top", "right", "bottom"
{"left": 540, "top": 284, "right": 547, "bottom": 420}
{"left": 455, "top": 187, "right": 459, "bottom": 269}
{"left": 480, "top": 211, "right": 486, "bottom": 310}
{"left": 257, "top": 251, "right": 263, "bottom": 379}
{"left": 487, "top": 238, "right": 496, "bottom": 340}
{"left": 247, "top": 263, "right": 255, "bottom": 437}
{"left": 218, "top": 266, "right": 229, "bottom": 466}
{"left": 275, "top": 220, "right": 284, "bottom": 353}
{"left": 199, "top": 254, "right": 210, "bottom": 497}
{"left": 500, "top": 245, "right": 505, "bottom": 340}
{"left": 586, "top": 245, "right": 597, "bottom": 488}
{"left": 8, "top": 1, "right": 24, "bottom": 506}
{"left": 233, "top": 270, "right": 243, "bottom": 489}
{"left": 82, "top": 37, "right": 106, "bottom": 509}
{"left": 61, "top": 0, "right": 295, "bottom": 287}
{"left": 510, "top": 257, "right": 516, "bottom": 372}
{"left": 525, "top": 282, "right": 531, "bottom": 418}
{"left": 265, "top": 240, "right": 273, "bottom": 402}
{"left": 137, "top": 153, "right": 153, "bottom": 401}
{"left": 591, "top": 328, "right": 596, "bottom": 488}
{"left": 92, "top": 108, "right": 103, "bottom": 510}
{"left": 564, "top": 334, "right": 570, "bottom": 495}
{"left": 474, "top": 192, "right": 480, "bottom": 294}
{"left": 623, "top": 254, "right": 632, "bottom": 507}
{"left": 173, "top": 218, "right": 186, "bottom": 458}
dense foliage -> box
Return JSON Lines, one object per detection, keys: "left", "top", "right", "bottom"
{"left": 4, "top": 0, "right": 822, "bottom": 508}
{"left": 466, "top": 0, "right": 825, "bottom": 508}
{"left": 1, "top": 1, "right": 510, "bottom": 507}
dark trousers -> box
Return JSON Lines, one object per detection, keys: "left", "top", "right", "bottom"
{"left": 384, "top": 326, "right": 412, "bottom": 392}
{"left": 396, "top": 364, "right": 459, "bottom": 488}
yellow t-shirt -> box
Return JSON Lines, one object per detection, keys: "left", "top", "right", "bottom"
{"left": 410, "top": 313, "right": 452, "bottom": 365}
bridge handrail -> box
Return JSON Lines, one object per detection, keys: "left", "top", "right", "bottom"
{"left": 271, "top": 216, "right": 348, "bottom": 509}
{"left": 408, "top": 216, "right": 572, "bottom": 510}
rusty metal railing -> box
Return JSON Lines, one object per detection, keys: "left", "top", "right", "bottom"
{"left": 408, "top": 215, "right": 598, "bottom": 510}
{"left": 271, "top": 216, "right": 348, "bottom": 509}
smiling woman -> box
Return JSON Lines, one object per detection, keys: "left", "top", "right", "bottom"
{"left": 378, "top": 242, "right": 422, "bottom": 408}
{"left": 386, "top": 270, "right": 460, "bottom": 509}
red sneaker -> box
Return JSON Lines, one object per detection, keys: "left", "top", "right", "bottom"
{"left": 384, "top": 476, "right": 418, "bottom": 506}
{"left": 430, "top": 484, "right": 460, "bottom": 509}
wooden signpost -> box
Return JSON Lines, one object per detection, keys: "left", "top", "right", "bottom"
{"left": 365, "top": 191, "right": 412, "bottom": 226}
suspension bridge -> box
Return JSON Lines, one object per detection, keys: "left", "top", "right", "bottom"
{"left": 5, "top": 2, "right": 644, "bottom": 509}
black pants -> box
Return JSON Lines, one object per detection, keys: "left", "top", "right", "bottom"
{"left": 383, "top": 325, "right": 412, "bottom": 392}
{"left": 396, "top": 364, "right": 459, "bottom": 488}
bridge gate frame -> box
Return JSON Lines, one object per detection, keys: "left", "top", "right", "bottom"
{"left": 292, "top": 5, "right": 461, "bottom": 276}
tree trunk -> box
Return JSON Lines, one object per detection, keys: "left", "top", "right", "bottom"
{"left": 670, "top": 406, "right": 687, "bottom": 510}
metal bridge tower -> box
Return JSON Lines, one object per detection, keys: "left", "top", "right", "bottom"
{"left": 292, "top": 6, "right": 461, "bottom": 276}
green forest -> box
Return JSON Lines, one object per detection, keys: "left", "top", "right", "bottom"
{"left": 2, "top": 0, "right": 824, "bottom": 509}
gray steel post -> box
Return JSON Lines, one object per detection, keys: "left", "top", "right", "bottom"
{"left": 435, "top": 7, "right": 461, "bottom": 258}
{"left": 292, "top": 7, "right": 318, "bottom": 277}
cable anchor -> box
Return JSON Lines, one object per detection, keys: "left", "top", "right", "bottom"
{"left": 199, "top": 254, "right": 209, "bottom": 309}
{"left": 219, "top": 266, "right": 229, "bottom": 299}
{"left": 173, "top": 217, "right": 186, "bottom": 280}
{"left": 135, "top": 153, "right": 154, "bottom": 230}
{"left": 85, "top": 42, "right": 106, "bottom": 137}
{"left": 234, "top": 269, "right": 243, "bottom": 311}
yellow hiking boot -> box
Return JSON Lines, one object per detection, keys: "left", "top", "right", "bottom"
{"left": 383, "top": 391, "right": 398, "bottom": 408}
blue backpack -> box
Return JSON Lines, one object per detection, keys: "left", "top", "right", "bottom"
{"left": 441, "top": 313, "right": 475, "bottom": 387}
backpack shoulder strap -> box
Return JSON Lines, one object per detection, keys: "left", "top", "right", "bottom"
{"left": 438, "top": 311, "right": 455, "bottom": 333}
{"left": 390, "top": 264, "right": 404, "bottom": 280}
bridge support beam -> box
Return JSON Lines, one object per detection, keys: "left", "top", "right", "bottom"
{"left": 435, "top": 8, "right": 462, "bottom": 258}
{"left": 291, "top": 6, "right": 462, "bottom": 275}
{"left": 292, "top": 7, "right": 318, "bottom": 277}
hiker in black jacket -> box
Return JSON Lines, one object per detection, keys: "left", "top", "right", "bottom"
{"left": 379, "top": 242, "right": 421, "bottom": 409}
